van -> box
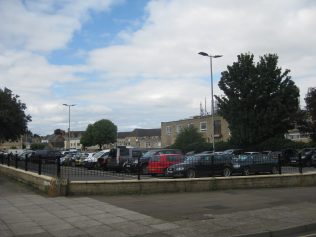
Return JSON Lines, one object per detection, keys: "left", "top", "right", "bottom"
{"left": 147, "top": 154, "right": 183, "bottom": 176}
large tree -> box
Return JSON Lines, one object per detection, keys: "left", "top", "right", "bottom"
{"left": 81, "top": 119, "right": 117, "bottom": 149}
{"left": 305, "top": 87, "right": 316, "bottom": 141}
{"left": 216, "top": 53, "right": 299, "bottom": 146}
{"left": 172, "top": 126, "right": 207, "bottom": 153}
{"left": 0, "top": 88, "right": 32, "bottom": 142}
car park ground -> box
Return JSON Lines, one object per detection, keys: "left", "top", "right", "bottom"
{"left": 1, "top": 174, "right": 316, "bottom": 237}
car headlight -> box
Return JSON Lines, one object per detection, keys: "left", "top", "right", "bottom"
{"left": 175, "top": 167, "right": 185, "bottom": 171}
{"left": 233, "top": 164, "right": 240, "bottom": 168}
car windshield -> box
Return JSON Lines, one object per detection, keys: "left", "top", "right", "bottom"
{"left": 143, "top": 150, "right": 158, "bottom": 158}
{"left": 93, "top": 151, "right": 106, "bottom": 159}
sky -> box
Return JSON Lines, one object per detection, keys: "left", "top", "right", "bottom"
{"left": 1, "top": 0, "right": 316, "bottom": 136}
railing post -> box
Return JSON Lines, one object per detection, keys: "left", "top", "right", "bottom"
{"left": 278, "top": 154, "right": 282, "bottom": 175}
{"left": 137, "top": 153, "right": 141, "bottom": 180}
{"left": 15, "top": 154, "right": 18, "bottom": 168}
{"left": 298, "top": 153, "right": 303, "bottom": 174}
{"left": 57, "top": 156, "right": 61, "bottom": 178}
{"left": 38, "top": 155, "right": 42, "bottom": 175}
{"left": 8, "top": 153, "right": 12, "bottom": 166}
{"left": 25, "top": 154, "right": 28, "bottom": 171}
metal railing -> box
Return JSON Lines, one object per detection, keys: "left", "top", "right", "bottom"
{"left": 0, "top": 152, "right": 314, "bottom": 181}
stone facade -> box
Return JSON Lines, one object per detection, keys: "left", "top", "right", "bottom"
{"left": 117, "top": 129, "right": 161, "bottom": 148}
{"left": 161, "top": 115, "right": 230, "bottom": 147}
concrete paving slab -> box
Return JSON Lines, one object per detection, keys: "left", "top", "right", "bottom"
{"left": 1, "top": 175, "right": 316, "bottom": 237}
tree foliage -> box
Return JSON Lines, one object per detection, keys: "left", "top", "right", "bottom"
{"left": 172, "top": 126, "right": 207, "bottom": 153}
{"left": 216, "top": 53, "right": 299, "bottom": 146}
{"left": 305, "top": 87, "right": 316, "bottom": 141}
{"left": 80, "top": 119, "right": 117, "bottom": 149}
{"left": 0, "top": 88, "right": 32, "bottom": 142}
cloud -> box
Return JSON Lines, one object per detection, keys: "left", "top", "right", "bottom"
{"left": 1, "top": 0, "right": 316, "bottom": 135}
{"left": 0, "top": 0, "right": 116, "bottom": 52}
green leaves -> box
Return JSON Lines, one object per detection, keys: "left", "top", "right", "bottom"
{"left": 80, "top": 119, "right": 117, "bottom": 149}
{"left": 0, "top": 87, "right": 31, "bottom": 142}
{"left": 173, "top": 126, "right": 207, "bottom": 153}
{"left": 216, "top": 53, "right": 299, "bottom": 146}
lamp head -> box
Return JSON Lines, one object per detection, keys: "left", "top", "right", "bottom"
{"left": 198, "top": 52, "right": 209, "bottom": 57}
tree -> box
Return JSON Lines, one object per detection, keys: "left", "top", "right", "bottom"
{"left": 80, "top": 124, "right": 95, "bottom": 148}
{"left": 305, "top": 87, "right": 316, "bottom": 141}
{"left": 172, "top": 126, "right": 207, "bottom": 153}
{"left": 54, "top": 129, "right": 65, "bottom": 135}
{"left": 81, "top": 119, "right": 117, "bottom": 149}
{"left": 216, "top": 53, "right": 299, "bottom": 146}
{"left": 0, "top": 88, "right": 32, "bottom": 142}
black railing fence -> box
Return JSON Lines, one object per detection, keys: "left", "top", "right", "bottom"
{"left": 0, "top": 152, "right": 315, "bottom": 181}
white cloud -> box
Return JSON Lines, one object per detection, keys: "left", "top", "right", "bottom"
{"left": 0, "top": 0, "right": 116, "bottom": 52}
{"left": 1, "top": 0, "right": 316, "bottom": 135}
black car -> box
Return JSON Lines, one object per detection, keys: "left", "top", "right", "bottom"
{"left": 29, "top": 150, "right": 62, "bottom": 164}
{"left": 279, "top": 148, "right": 299, "bottom": 166}
{"left": 105, "top": 147, "right": 149, "bottom": 172}
{"left": 231, "top": 154, "right": 279, "bottom": 175}
{"left": 129, "top": 149, "right": 183, "bottom": 174}
{"left": 298, "top": 148, "right": 315, "bottom": 167}
{"left": 166, "top": 153, "right": 233, "bottom": 178}
{"left": 17, "top": 150, "right": 33, "bottom": 161}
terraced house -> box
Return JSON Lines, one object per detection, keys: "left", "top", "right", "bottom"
{"left": 117, "top": 128, "right": 161, "bottom": 148}
{"left": 161, "top": 115, "right": 230, "bottom": 147}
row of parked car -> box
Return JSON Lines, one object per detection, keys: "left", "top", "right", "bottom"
{"left": 2, "top": 147, "right": 315, "bottom": 178}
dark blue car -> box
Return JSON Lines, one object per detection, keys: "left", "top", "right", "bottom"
{"left": 231, "top": 154, "right": 279, "bottom": 176}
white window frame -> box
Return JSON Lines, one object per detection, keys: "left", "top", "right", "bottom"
{"left": 176, "top": 125, "right": 182, "bottom": 134}
{"left": 200, "top": 122, "right": 207, "bottom": 132}
{"left": 166, "top": 126, "right": 172, "bottom": 135}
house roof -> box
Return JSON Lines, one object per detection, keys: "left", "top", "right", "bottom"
{"left": 118, "top": 128, "right": 161, "bottom": 139}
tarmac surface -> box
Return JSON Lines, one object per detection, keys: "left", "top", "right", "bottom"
{"left": 1, "top": 174, "right": 316, "bottom": 237}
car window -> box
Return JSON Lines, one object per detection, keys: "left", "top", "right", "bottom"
{"left": 151, "top": 155, "right": 160, "bottom": 162}
{"left": 167, "top": 155, "right": 178, "bottom": 162}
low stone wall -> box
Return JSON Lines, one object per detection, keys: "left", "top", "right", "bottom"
{"left": 69, "top": 172, "right": 316, "bottom": 196}
{"left": 0, "top": 164, "right": 54, "bottom": 194}
{"left": 1, "top": 164, "right": 316, "bottom": 196}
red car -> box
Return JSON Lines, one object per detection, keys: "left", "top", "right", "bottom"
{"left": 148, "top": 154, "right": 183, "bottom": 176}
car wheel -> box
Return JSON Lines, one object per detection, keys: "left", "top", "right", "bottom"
{"left": 223, "top": 167, "right": 231, "bottom": 177}
{"left": 186, "top": 169, "right": 196, "bottom": 178}
{"left": 243, "top": 167, "right": 250, "bottom": 176}
{"left": 271, "top": 166, "right": 278, "bottom": 174}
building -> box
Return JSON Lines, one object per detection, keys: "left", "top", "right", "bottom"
{"left": 161, "top": 115, "right": 230, "bottom": 147}
{"left": 117, "top": 128, "right": 161, "bottom": 148}
{"left": 285, "top": 128, "right": 312, "bottom": 143}
{"left": 64, "top": 131, "right": 84, "bottom": 150}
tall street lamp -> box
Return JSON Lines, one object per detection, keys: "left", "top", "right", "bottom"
{"left": 198, "top": 52, "right": 222, "bottom": 153}
{"left": 63, "top": 104, "right": 76, "bottom": 150}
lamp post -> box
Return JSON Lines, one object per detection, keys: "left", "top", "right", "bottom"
{"left": 62, "top": 104, "right": 76, "bottom": 150}
{"left": 198, "top": 52, "right": 222, "bottom": 153}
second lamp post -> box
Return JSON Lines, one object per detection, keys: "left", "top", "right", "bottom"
{"left": 63, "top": 103, "right": 76, "bottom": 150}
{"left": 198, "top": 52, "right": 222, "bottom": 153}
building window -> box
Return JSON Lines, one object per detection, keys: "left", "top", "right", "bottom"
{"left": 176, "top": 125, "right": 182, "bottom": 134}
{"left": 200, "top": 122, "right": 207, "bottom": 132}
{"left": 187, "top": 123, "right": 194, "bottom": 128}
{"left": 166, "top": 126, "right": 172, "bottom": 135}
{"left": 214, "top": 120, "right": 221, "bottom": 136}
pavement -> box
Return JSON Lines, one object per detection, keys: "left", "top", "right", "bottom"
{"left": 1, "top": 174, "right": 316, "bottom": 237}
